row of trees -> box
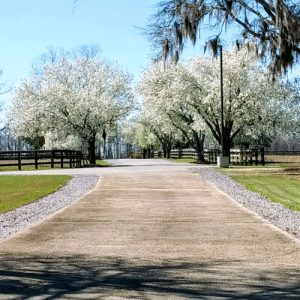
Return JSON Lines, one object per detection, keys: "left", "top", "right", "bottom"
{"left": 3, "top": 45, "right": 300, "bottom": 163}
{"left": 131, "top": 47, "right": 299, "bottom": 161}
{"left": 4, "top": 50, "right": 300, "bottom": 164}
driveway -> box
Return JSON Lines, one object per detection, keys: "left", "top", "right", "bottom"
{"left": 0, "top": 159, "right": 299, "bottom": 299}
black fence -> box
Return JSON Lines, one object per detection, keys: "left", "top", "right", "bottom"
{"left": 264, "top": 150, "right": 300, "bottom": 155}
{"left": 0, "top": 150, "right": 82, "bottom": 170}
{"left": 230, "top": 148, "right": 265, "bottom": 165}
{"left": 154, "top": 148, "right": 265, "bottom": 165}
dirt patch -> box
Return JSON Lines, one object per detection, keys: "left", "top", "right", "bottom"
{"left": 282, "top": 167, "right": 300, "bottom": 178}
{"left": 266, "top": 155, "right": 300, "bottom": 164}
{"left": 283, "top": 167, "right": 300, "bottom": 173}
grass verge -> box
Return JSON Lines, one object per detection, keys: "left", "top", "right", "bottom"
{"left": 0, "top": 165, "right": 61, "bottom": 172}
{"left": 168, "top": 158, "right": 197, "bottom": 163}
{"left": 232, "top": 174, "right": 300, "bottom": 211}
{"left": 0, "top": 175, "right": 71, "bottom": 213}
{"left": 95, "top": 159, "right": 112, "bottom": 167}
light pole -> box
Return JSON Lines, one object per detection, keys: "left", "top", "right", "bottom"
{"left": 217, "top": 45, "right": 229, "bottom": 167}
{"left": 220, "top": 45, "right": 224, "bottom": 156}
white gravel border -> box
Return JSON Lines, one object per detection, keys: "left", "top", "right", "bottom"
{"left": 195, "top": 167, "right": 300, "bottom": 240}
{"left": 0, "top": 175, "right": 100, "bottom": 240}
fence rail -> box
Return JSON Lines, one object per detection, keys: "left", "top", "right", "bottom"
{"left": 230, "top": 148, "right": 264, "bottom": 165}
{"left": 154, "top": 148, "right": 265, "bottom": 165}
{"left": 0, "top": 150, "right": 82, "bottom": 170}
{"left": 264, "top": 150, "right": 300, "bottom": 155}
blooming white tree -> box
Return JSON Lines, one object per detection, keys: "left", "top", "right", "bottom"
{"left": 8, "top": 55, "right": 134, "bottom": 163}
{"left": 185, "top": 47, "right": 298, "bottom": 156}
{"left": 137, "top": 47, "right": 298, "bottom": 159}
{"left": 138, "top": 62, "right": 208, "bottom": 161}
{"left": 122, "top": 120, "right": 160, "bottom": 157}
{"left": 138, "top": 108, "right": 181, "bottom": 158}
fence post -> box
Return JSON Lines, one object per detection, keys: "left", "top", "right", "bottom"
{"left": 255, "top": 149, "right": 258, "bottom": 165}
{"left": 61, "top": 150, "right": 64, "bottom": 168}
{"left": 51, "top": 150, "right": 54, "bottom": 168}
{"left": 260, "top": 147, "right": 265, "bottom": 165}
{"left": 69, "top": 151, "right": 72, "bottom": 168}
{"left": 178, "top": 148, "right": 182, "bottom": 159}
{"left": 18, "top": 151, "right": 21, "bottom": 170}
{"left": 34, "top": 151, "right": 38, "bottom": 169}
{"left": 79, "top": 151, "right": 82, "bottom": 167}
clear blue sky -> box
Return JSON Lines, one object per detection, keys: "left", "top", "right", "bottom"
{"left": 0, "top": 0, "right": 299, "bottom": 109}
{"left": 0, "top": 0, "right": 159, "bottom": 88}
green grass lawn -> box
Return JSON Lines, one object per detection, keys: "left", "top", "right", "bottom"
{"left": 95, "top": 159, "right": 112, "bottom": 167}
{"left": 168, "top": 158, "right": 197, "bottom": 163}
{"left": 0, "top": 165, "right": 62, "bottom": 172}
{"left": 232, "top": 175, "right": 300, "bottom": 211}
{"left": 0, "top": 175, "right": 71, "bottom": 213}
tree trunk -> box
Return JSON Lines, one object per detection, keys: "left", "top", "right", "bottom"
{"left": 163, "top": 145, "right": 167, "bottom": 158}
{"left": 88, "top": 138, "right": 96, "bottom": 165}
{"left": 103, "top": 140, "right": 106, "bottom": 159}
{"left": 102, "top": 129, "right": 107, "bottom": 159}
{"left": 166, "top": 142, "right": 172, "bottom": 159}
{"left": 178, "top": 145, "right": 182, "bottom": 159}
{"left": 223, "top": 135, "right": 231, "bottom": 158}
{"left": 147, "top": 147, "right": 151, "bottom": 158}
{"left": 150, "top": 146, "right": 154, "bottom": 158}
{"left": 192, "top": 130, "right": 206, "bottom": 163}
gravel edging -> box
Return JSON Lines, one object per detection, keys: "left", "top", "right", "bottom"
{"left": 195, "top": 167, "right": 300, "bottom": 240}
{"left": 0, "top": 175, "right": 100, "bottom": 241}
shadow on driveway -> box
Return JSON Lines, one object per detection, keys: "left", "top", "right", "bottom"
{"left": 0, "top": 254, "right": 299, "bottom": 299}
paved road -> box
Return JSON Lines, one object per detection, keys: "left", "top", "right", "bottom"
{"left": 0, "top": 159, "right": 299, "bottom": 299}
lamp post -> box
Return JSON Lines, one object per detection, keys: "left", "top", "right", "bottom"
{"left": 220, "top": 45, "right": 224, "bottom": 156}
{"left": 217, "top": 45, "right": 229, "bottom": 167}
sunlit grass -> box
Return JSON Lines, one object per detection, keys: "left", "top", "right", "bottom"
{"left": 0, "top": 164, "right": 62, "bottom": 172}
{"left": 0, "top": 175, "right": 71, "bottom": 213}
{"left": 95, "top": 160, "right": 112, "bottom": 167}
{"left": 168, "top": 158, "right": 197, "bottom": 163}
{"left": 232, "top": 174, "right": 300, "bottom": 211}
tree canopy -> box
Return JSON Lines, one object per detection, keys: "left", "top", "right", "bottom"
{"left": 8, "top": 52, "right": 133, "bottom": 163}
{"left": 137, "top": 48, "right": 299, "bottom": 158}
{"left": 147, "top": 0, "right": 300, "bottom": 76}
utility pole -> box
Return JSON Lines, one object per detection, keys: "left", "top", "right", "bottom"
{"left": 220, "top": 45, "right": 224, "bottom": 156}
{"left": 217, "top": 45, "right": 229, "bottom": 168}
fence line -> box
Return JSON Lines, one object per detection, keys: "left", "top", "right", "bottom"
{"left": 230, "top": 148, "right": 265, "bottom": 165}
{"left": 153, "top": 148, "right": 265, "bottom": 165}
{"left": 0, "top": 150, "right": 82, "bottom": 170}
{"left": 264, "top": 150, "right": 300, "bottom": 155}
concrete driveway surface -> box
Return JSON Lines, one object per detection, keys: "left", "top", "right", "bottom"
{"left": 0, "top": 159, "right": 299, "bottom": 299}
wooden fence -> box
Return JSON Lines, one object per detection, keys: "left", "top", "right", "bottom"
{"left": 0, "top": 150, "right": 82, "bottom": 170}
{"left": 230, "top": 148, "right": 265, "bottom": 165}
{"left": 264, "top": 150, "right": 300, "bottom": 155}
{"left": 154, "top": 148, "right": 265, "bottom": 165}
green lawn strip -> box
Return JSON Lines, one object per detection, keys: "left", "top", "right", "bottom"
{"left": 0, "top": 175, "right": 71, "bottom": 213}
{"left": 229, "top": 163, "right": 284, "bottom": 169}
{"left": 0, "top": 165, "right": 63, "bottom": 172}
{"left": 95, "top": 159, "right": 112, "bottom": 167}
{"left": 232, "top": 175, "right": 300, "bottom": 211}
{"left": 168, "top": 158, "right": 197, "bottom": 163}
